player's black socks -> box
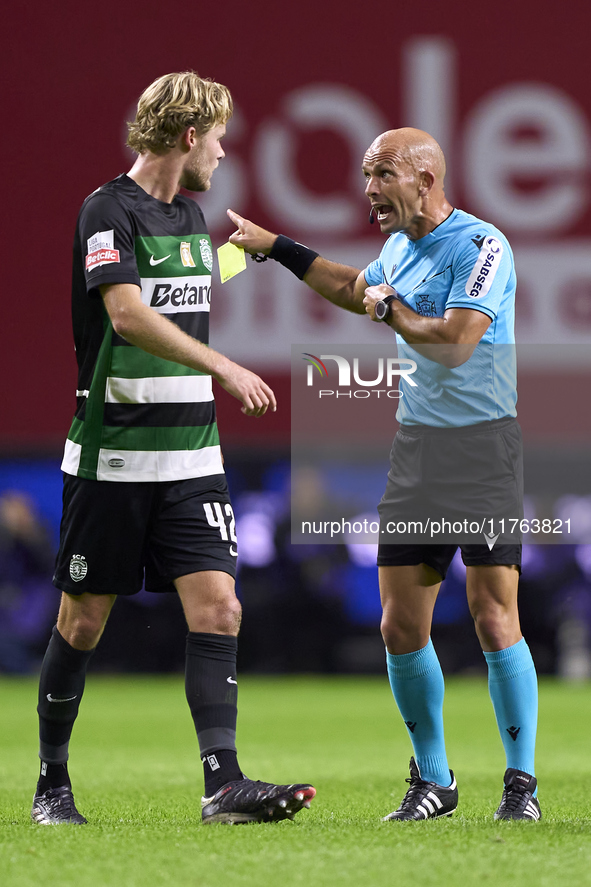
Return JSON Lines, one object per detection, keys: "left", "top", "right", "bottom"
{"left": 185, "top": 632, "right": 243, "bottom": 795}
{"left": 36, "top": 625, "right": 95, "bottom": 788}
{"left": 37, "top": 762, "right": 71, "bottom": 795}
{"left": 202, "top": 747, "right": 242, "bottom": 796}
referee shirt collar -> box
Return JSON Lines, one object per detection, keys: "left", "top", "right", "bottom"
{"left": 408, "top": 208, "right": 457, "bottom": 250}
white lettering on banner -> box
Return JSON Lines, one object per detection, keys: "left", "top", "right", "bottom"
{"left": 464, "top": 83, "right": 591, "bottom": 233}
{"left": 403, "top": 36, "right": 456, "bottom": 201}
{"left": 165, "top": 45, "right": 591, "bottom": 239}
{"left": 121, "top": 39, "right": 591, "bottom": 365}
{"left": 254, "top": 84, "right": 388, "bottom": 233}
{"left": 465, "top": 237, "right": 504, "bottom": 298}
{"left": 514, "top": 242, "right": 591, "bottom": 347}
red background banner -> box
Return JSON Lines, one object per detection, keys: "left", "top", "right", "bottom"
{"left": 2, "top": 0, "right": 590, "bottom": 447}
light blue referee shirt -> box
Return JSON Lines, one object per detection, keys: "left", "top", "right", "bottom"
{"left": 364, "top": 208, "right": 517, "bottom": 427}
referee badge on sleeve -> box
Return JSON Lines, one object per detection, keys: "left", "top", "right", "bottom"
{"left": 465, "top": 236, "right": 503, "bottom": 299}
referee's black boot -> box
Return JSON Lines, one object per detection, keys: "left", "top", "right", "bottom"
{"left": 494, "top": 768, "right": 541, "bottom": 821}
{"left": 383, "top": 757, "right": 458, "bottom": 821}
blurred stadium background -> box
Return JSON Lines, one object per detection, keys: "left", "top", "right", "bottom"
{"left": 2, "top": 0, "right": 591, "bottom": 679}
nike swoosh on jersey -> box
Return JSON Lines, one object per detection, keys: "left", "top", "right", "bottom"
{"left": 149, "top": 254, "right": 171, "bottom": 266}
{"left": 227, "top": 677, "right": 237, "bottom": 684}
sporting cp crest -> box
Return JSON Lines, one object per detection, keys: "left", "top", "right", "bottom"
{"left": 199, "top": 238, "right": 213, "bottom": 272}
{"left": 69, "top": 554, "right": 88, "bottom": 582}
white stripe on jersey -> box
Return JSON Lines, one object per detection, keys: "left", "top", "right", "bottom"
{"left": 61, "top": 440, "right": 224, "bottom": 482}
{"left": 61, "top": 439, "right": 81, "bottom": 475}
{"left": 96, "top": 444, "right": 223, "bottom": 482}
{"left": 105, "top": 375, "right": 213, "bottom": 404}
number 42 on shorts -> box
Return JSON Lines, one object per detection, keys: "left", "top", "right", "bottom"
{"left": 203, "top": 502, "right": 238, "bottom": 555}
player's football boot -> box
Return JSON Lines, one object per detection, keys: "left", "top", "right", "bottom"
{"left": 494, "top": 768, "right": 541, "bottom": 821}
{"left": 383, "top": 757, "right": 458, "bottom": 821}
{"left": 31, "top": 785, "right": 88, "bottom": 824}
{"left": 201, "top": 777, "right": 316, "bottom": 824}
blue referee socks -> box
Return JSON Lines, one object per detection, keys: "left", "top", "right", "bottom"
{"left": 386, "top": 638, "right": 451, "bottom": 787}
{"left": 483, "top": 638, "right": 538, "bottom": 778}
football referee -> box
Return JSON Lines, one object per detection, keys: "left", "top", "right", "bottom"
{"left": 228, "top": 127, "right": 540, "bottom": 822}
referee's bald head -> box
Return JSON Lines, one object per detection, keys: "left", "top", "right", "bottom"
{"left": 364, "top": 128, "right": 446, "bottom": 186}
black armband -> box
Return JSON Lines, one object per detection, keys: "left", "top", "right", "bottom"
{"left": 268, "top": 235, "right": 319, "bottom": 280}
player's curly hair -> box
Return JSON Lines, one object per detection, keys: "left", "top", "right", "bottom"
{"left": 127, "top": 71, "right": 233, "bottom": 154}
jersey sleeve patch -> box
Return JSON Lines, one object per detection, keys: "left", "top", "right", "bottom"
{"left": 85, "top": 230, "right": 121, "bottom": 271}
{"left": 464, "top": 236, "right": 503, "bottom": 299}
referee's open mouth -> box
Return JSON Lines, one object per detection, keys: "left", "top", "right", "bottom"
{"left": 372, "top": 204, "right": 393, "bottom": 222}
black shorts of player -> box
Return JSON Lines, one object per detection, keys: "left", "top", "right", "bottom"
{"left": 377, "top": 416, "right": 523, "bottom": 577}
{"left": 53, "top": 473, "right": 238, "bottom": 596}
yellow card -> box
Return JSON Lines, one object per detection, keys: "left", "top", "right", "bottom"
{"left": 217, "top": 241, "right": 247, "bottom": 284}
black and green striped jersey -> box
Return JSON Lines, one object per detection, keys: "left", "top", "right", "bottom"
{"left": 62, "top": 174, "right": 223, "bottom": 482}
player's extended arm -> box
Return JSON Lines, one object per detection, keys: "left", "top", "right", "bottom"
{"left": 100, "top": 283, "right": 276, "bottom": 416}
{"left": 363, "top": 283, "right": 491, "bottom": 368}
{"left": 227, "top": 209, "right": 367, "bottom": 314}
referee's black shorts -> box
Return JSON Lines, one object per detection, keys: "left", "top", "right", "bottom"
{"left": 377, "top": 417, "right": 522, "bottom": 579}
{"left": 53, "top": 473, "right": 238, "bottom": 596}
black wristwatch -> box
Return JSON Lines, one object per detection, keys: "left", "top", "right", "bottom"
{"left": 374, "top": 294, "right": 397, "bottom": 322}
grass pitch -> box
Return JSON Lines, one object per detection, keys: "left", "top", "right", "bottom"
{"left": 1, "top": 675, "right": 591, "bottom": 887}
